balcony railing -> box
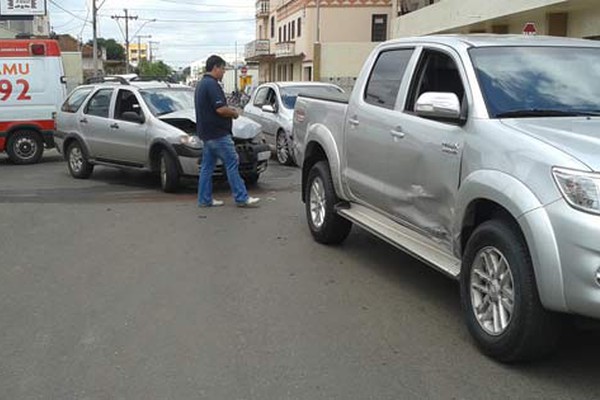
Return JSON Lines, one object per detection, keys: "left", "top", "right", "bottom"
{"left": 256, "top": 0, "right": 269, "bottom": 17}
{"left": 275, "top": 42, "right": 295, "bottom": 58}
{"left": 245, "top": 39, "right": 271, "bottom": 59}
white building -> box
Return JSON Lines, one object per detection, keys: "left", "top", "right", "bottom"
{"left": 392, "top": 0, "right": 600, "bottom": 39}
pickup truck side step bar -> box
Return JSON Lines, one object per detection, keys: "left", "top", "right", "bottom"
{"left": 337, "top": 204, "right": 461, "bottom": 279}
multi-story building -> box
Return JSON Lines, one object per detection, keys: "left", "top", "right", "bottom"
{"left": 129, "top": 43, "right": 148, "bottom": 67}
{"left": 0, "top": 16, "right": 49, "bottom": 38}
{"left": 246, "top": 0, "right": 392, "bottom": 86}
{"left": 392, "top": 0, "right": 600, "bottom": 39}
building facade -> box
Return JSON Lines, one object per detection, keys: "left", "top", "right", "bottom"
{"left": 129, "top": 43, "right": 148, "bottom": 67}
{"left": 391, "top": 0, "right": 600, "bottom": 39}
{"left": 246, "top": 0, "right": 392, "bottom": 86}
{"left": 0, "top": 15, "right": 49, "bottom": 38}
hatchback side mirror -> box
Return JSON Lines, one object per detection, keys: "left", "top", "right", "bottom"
{"left": 415, "top": 92, "right": 465, "bottom": 125}
{"left": 121, "top": 111, "right": 145, "bottom": 124}
{"left": 262, "top": 105, "right": 276, "bottom": 113}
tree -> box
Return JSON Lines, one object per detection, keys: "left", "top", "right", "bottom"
{"left": 86, "top": 38, "right": 125, "bottom": 61}
{"left": 137, "top": 60, "right": 173, "bottom": 78}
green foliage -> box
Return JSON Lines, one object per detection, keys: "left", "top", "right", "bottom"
{"left": 86, "top": 38, "right": 125, "bottom": 61}
{"left": 138, "top": 60, "right": 173, "bottom": 78}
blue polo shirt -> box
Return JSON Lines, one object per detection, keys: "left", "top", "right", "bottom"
{"left": 194, "top": 74, "right": 232, "bottom": 141}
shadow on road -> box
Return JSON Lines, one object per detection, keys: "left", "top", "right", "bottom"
{"left": 336, "top": 226, "right": 600, "bottom": 382}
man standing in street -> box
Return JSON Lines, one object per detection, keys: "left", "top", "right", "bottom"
{"left": 195, "top": 55, "right": 260, "bottom": 208}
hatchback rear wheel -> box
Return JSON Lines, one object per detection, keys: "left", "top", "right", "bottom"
{"left": 66, "top": 141, "right": 94, "bottom": 179}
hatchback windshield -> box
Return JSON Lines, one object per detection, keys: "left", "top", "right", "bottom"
{"left": 140, "top": 88, "right": 194, "bottom": 116}
{"left": 470, "top": 46, "right": 600, "bottom": 118}
{"left": 280, "top": 85, "right": 344, "bottom": 109}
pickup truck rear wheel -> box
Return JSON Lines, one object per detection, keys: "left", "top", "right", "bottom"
{"left": 460, "top": 219, "right": 560, "bottom": 362}
{"left": 306, "top": 161, "right": 352, "bottom": 244}
{"left": 6, "top": 130, "right": 44, "bottom": 165}
{"left": 159, "top": 150, "right": 180, "bottom": 193}
{"left": 66, "top": 141, "right": 94, "bottom": 179}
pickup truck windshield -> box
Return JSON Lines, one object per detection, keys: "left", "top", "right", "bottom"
{"left": 280, "top": 86, "right": 343, "bottom": 109}
{"left": 140, "top": 88, "right": 194, "bottom": 116}
{"left": 470, "top": 46, "right": 600, "bottom": 118}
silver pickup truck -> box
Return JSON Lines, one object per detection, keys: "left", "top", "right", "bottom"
{"left": 293, "top": 34, "right": 600, "bottom": 362}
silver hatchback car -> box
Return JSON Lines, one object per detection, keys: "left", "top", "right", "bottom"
{"left": 243, "top": 82, "right": 344, "bottom": 166}
{"left": 55, "top": 78, "right": 271, "bottom": 192}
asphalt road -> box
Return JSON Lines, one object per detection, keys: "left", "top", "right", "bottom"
{"left": 1, "top": 151, "right": 599, "bottom": 400}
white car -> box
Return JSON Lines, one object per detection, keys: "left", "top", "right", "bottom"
{"left": 243, "top": 82, "right": 345, "bottom": 166}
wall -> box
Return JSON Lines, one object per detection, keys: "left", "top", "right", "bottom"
{"left": 61, "top": 52, "right": 84, "bottom": 94}
{"left": 568, "top": 6, "right": 600, "bottom": 38}
{"left": 393, "top": 0, "right": 566, "bottom": 37}
{"left": 320, "top": 42, "right": 378, "bottom": 92}
{"left": 320, "top": 6, "right": 392, "bottom": 42}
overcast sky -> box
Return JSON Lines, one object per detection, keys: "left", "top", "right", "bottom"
{"left": 47, "top": 0, "right": 255, "bottom": 69}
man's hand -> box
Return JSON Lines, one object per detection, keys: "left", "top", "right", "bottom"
{"left": 216, "top": 106, "right": 240, "bottom": 120}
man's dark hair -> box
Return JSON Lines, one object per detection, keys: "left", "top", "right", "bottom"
{"left": 206, "top": 55, "right": 226, "bottom": 72}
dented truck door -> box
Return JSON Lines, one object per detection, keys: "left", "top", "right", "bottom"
{"left": 385, "top": 47, "right": 467, "bottom": 250}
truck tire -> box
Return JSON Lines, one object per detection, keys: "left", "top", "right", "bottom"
{"left": 159, "top": 149, "right": 179, "bottom": 193}
{"left": 66, "top": 141, "right": 94, "bottom": 179}
{"left": 460, "top": 219, "right": 560, "bottom": 362}
{"left": 6, "top": 130, "right": 44, "bottom": 165}
{"left": 276, "top": 130, "right": 295, "bottom": 166}
{"left": 305, "top": 161, "right": 352, "bottom": 244}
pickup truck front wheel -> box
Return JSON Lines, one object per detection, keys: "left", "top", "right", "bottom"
{"left": 305, "top": 161, "right": 352, "bottom": 244}
{"left": 460, "top": 219, "right": 560, "bottom": 362}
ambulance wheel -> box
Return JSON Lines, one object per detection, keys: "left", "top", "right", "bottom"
{"left": 6, "top": 130, "right": 44, "bottom": 165}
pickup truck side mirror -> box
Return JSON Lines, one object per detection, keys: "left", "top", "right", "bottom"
{"left": 262, "top": 105, "right": 276, "bottom": 113}
{"left": 121, "top": 111, "right": 145, "bottom": 124}
{"left": 415, "top": 92, "right": 465, "bottom": 125}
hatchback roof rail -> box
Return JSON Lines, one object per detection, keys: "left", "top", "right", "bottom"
{"left": 85, "top": 76, "right": 130, "bottom": 85}
{"left": 130, "top": 76, "right": 177, "bottom": 83}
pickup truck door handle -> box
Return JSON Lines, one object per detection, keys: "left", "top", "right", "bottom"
{"left": 390, "top": 127, "right": 405, "bottom": 139}
{"left": 348, "top": 117, "right": 360, "bottom": 127}
{"left": 110, "top": 123, "right": 119, "bottom": 129}
{"left": 79, "top": 118, "right": 88, "bottom": 124}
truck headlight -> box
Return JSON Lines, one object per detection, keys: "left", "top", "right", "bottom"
{"left": 552, "top": 167, "right": 600, "bottom": 214}
{"left": 180, "top": 135, "right": 202, "bottom": 149}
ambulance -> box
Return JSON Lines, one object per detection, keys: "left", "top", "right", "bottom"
{"left": 0, "top": 39, "right": 67, "bottom": 164}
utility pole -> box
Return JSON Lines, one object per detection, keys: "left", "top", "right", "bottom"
{"left": 135, "top": 34, "right": 152, "bottom": 66}
{"left": 111, "top": 9, "right": 138, "bottom": 74}
{"left": 92, "top": 0, "right": 98, "bottom": 77}
{"left": 148, "top": 41, "right": 159, "bottom": 62}
{"left": 234, "top": 41, "right": 238, "bottom": 93}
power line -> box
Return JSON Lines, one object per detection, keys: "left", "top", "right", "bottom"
{"left": 111, "top": 9, "right": 139, "bottom": 74}
{"left": 152, "top": 0, "right": 251, "bottom": 6}
{"left": 48, "top": 0, "right": 91, "bottom": 23}
{"left": 117, "top": 17, "right": 255, "bottom": 24}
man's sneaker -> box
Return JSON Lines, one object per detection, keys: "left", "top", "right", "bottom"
{"left": 198, "top": 199, "right": 224, "bottom": 207}
{"left": 236, "top": 197, "right": 260, "bottom": 208}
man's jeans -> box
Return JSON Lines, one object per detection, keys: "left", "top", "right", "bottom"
{"left": 198, "top": 135, "right": 249, "bottom": 205}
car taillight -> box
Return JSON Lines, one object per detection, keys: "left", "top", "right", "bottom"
{"left": 31, "top": 44, "right": 46, "bottom": 56}
{"left": 52, "top": 112, "right": 57, "bottom": 130}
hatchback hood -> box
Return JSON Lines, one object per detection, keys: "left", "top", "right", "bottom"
{"left": 159, "top": 109, "right": 261, "bottom": 139}
{"left": 502, "top": 118, "right": 600, "bottom": 171}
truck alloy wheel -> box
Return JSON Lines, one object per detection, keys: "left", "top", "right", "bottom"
{"left": 305, "top": 161, "right": 352, "bottom": 244}
{"left": 7, "top": 130, "right": 43, "bottom": 164}
{"left": 460, "top": 219, "right": 560, "bottom": 362}
{"left": 470, "top": 246, "right": 515, "bottom": 336}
